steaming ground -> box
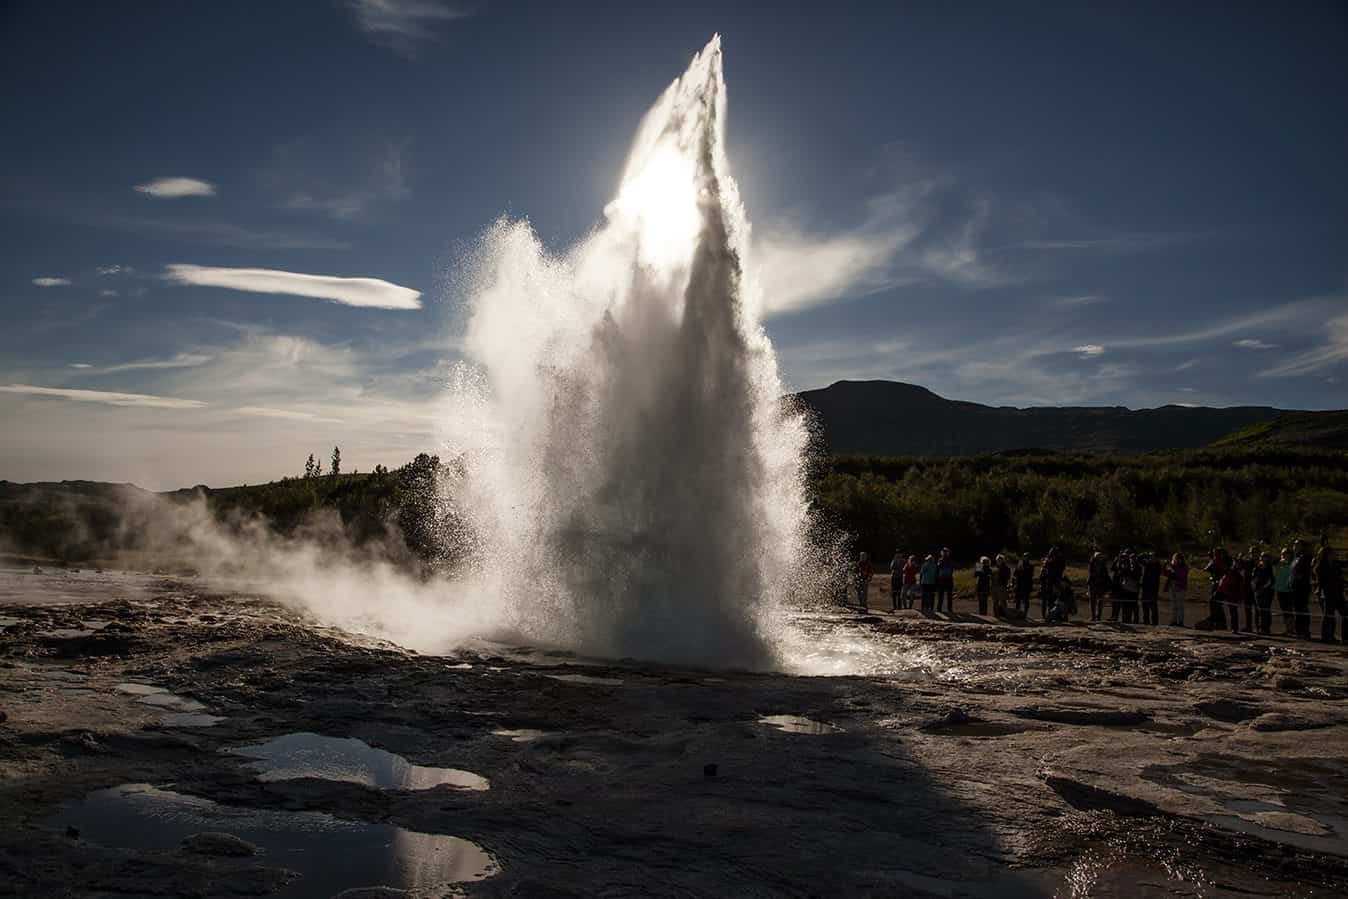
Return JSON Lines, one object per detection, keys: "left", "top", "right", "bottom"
{"left": 2, "top": 567, "right": 1347, "bottom": 897}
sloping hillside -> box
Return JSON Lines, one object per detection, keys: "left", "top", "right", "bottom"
{"left": 794, "top": 380, "right": 1292, "bottom": 456}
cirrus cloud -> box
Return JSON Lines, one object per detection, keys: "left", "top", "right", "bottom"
{"left": 134, "top": 177, "right": 216, "bottom": 198}
{"left": 162, "top": 264, "right": 422, "bottom": 310}
{"left": 0, "top": 384, "right": 205, "bottom": 409}
{"left": 32, "top": 277, "right": 70, "bottom": 287}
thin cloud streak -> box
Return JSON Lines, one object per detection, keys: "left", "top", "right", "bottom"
{"left": 1258, "top": 311, "right": 1348, "bottom": 378}
{"left": 69, "top": 353, "right": 213, "bottom": 376}
{"left": 32, "top": 277, "right": 70, "bottom": 286}
{"left": 134, "top": 177, "right": 216, "bottom": 198}
{"left": 0, "top": 384, "right": 205, "bottom": 409}
{"left": 233, "top": 406, "right": 343, "bottom": 423}
{"left": 163, "top": 264, "right": 422, "bottom": 310}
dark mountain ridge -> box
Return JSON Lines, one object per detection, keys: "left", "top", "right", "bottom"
{"left": 793, "top": 380, "right": 1338, "bottom": 456}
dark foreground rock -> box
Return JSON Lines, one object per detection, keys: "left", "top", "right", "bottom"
{"left": 1, "top": 575, "right": 1346, "bottom": 897}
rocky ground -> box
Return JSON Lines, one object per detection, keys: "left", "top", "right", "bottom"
{"left": 1, "top": 567, "right": 1346, "bottom": 898}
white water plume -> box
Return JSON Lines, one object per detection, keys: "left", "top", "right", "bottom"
{"left": 443, "top": 36, "right": 822, "bottom": 668}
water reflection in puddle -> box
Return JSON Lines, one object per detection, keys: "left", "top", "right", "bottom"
{"left": 231, "top": 733, "right": 489, "bottom": 792}
{"left": 47, "top": 783, "right": 497, "bottom": 897}
{"left": 759, "top": 715, "right": 843, "bottom": 735}
{"left": 115, "top": 682, "right": 222, "bottom": 727}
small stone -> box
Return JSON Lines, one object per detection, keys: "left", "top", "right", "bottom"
{"left": 703, "top": 763, "right": 718, "bottom": 778}
{"left": 182, "top": 831, "right": 258, "bottom": 857}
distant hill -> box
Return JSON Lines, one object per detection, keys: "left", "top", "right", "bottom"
{"left": 793, "top": 380, "right": 1321, "bottom": 456}
{"left": 1213, "top": 411, "right": 1348, "bottom": 450}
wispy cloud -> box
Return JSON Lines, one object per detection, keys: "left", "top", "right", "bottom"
{"left": 134, "top": 177, "right": 216, "bottom": 198}
{"left": 1105, "top": 300, "right": 1324, "bottom": 350}
{"left": 69, "top": 353, "right": 213, "bottom": 376}
{"left": 1056, "top": 294, "right": 1108, "bottom": 308}
{"left": 347, "top": 0, "right": 469, "bottom": 56}
{"left": 32, "top": 277, "right": 70, "bottom": 287}
{"left": 1258, "top": 311, "right": 1348, "bottom": 379}
{"left": 266, "top": 137, "right": 409, "bottom": 221}
{"left": 163, "top": 264, "right": 422, "bottom": 310}
{"left": 234, "top": 406, "right": 343, "bottom": 423}
{"left": 1234, "top": 338, "right": 1276, "bottom": 350}
{"left": 0, "top": 384, "right": 205, "bottom": 409}
{"left": 68, "top": 363, "right": 92, "bottom": 369}
{"left": 96, "top": 264, "right": 134, "bottom": 276}
{"left": 1073, "top": 344, "right": 1105, "bottom": 357}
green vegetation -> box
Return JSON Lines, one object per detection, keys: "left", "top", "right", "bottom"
{"left": 5, "top": 446, "right": 1347, "bottom": 572}
{"left": 813, "top": 447, "right": 1348, "bottom": 563}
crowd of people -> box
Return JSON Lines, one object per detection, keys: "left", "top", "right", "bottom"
{"left": 849, "top": 538, "right": 1347, "bottom": 643}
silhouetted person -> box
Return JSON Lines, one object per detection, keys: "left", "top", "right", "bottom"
{"left": 936, "top": 547, "right": 955, "bottom": 614}
{"left": 993, "top": 554, "right": 1011, "bottom": 617}
{"left": 889, "top": 549, "right": 905, "bottom": 611}
{"left": 1274, "top": 547, "right": 1296, "bottom": 635}
{"left": 1316, "top": 545, "right": 1345, "bottom": 643}
{"left": 1087, "top": 551, "right": 1110, "bottom": 621}
{"left": 1218, "top": 559, "right": 1244, "bottom": 635}
{"left": 1013, "top": 554, "right": 1035, "bottom": 617}
{"left": 919, "top": 554, "right": 938, "bottom": 612}
{"left": 1119, "top": 552, "right": 1141, "bottom": 624}
{"left": 900, "top": 555, "right": 919, "bottom": 609}
{"left": 1202, "top": 548, "right": 1229, "bottom": 630}
{"left": 1239, "top": 546, "right": 1258, "bottom": 634}
{"left": 1164, "top": 552, "right": 1189, "bottom": 626}
{"left": 1041, "top": 547, "right": 1066, "bottom": 620}
{"left": 1140, "top": 552, "right": 1162, "bottom": 626}
{"left": 1252, "top": 551, "right": 1275, "bottom": 636}
{"left": 855, "top": 552, "right": 874, "bottom": 610}
{"left": 1292, "top": 540, "right": 1314, "bottom": 638}
{"left": 974, "top": 556, "right": 992, "bottom": 615}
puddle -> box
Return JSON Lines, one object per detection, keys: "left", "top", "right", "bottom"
{"left": 230, "top": 733, "right": 489, "bottom": 792}
{"left": 492, "top": 729, "right": 547, "bottom": 743}
{"left": 546, "top": 673, "right": 624, "bottom": 686}
{"left": 115, "top": 682, "right": 220, "bottom": 724}
{"left": 759, "top": 715, "right": 843, "bottom": 735}
{"left": 47, "top": 783, "right": 498, "bottom": 896}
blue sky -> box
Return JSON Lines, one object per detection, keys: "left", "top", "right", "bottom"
{"left": 2, "top": 1, "right": 1345, "bottom": 487}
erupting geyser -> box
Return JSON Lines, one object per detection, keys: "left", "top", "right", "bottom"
{"left": 447, "top": 36, "right": 819, "bottom": 667}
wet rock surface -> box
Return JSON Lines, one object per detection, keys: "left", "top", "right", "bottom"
{"left": 1, "top": 570, "right": 1346, "bottom": 897}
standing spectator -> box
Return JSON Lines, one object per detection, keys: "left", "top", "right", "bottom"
{"left": 1013, "top": 554, "right": 1035, "bottom": 617}
{"left": 889, "top": 549, "right": 905, "bottom": 612}
{"left": 936, "top": 547, "right": 956, "bottom": 614}
{"left": 901, "top": 554, "right": 919, "bottom": 610}
{"left": 993, "top": 554, "right": 1012, "bottom": 617}
{"left": 1109, "top": 550, "right": 1130, "bottom": 622}
{"left": 1274, "top": 547, "right": 1296, "bottom": 635}
{"left": 1041, "top": 547, "right": 1067, "bottom": 620}
{"left": 919, "top": 554, "right": 938, "bottom": 612}
{"left": 1140, "top": 552, "right": 1163, "bottom": 626}
{"left": 1218, "top": 558, "right": 1244, "bottom": 635}
{"left": 974, "top": 556, "right": 992, "bottom": 615}
{"left": 1202, "top": 548, "right": 1230, "bottom": 630}
{"left": 1087, "top": 551, "right": 1111, "bottom": 621}
{"left": 1115, "top": 551, "right": 1141, "bottom": 624}
{"left": 855, "top": 552, "right": 874, "bottom": 610}
{"left": 1316, "top": 545, "right": 1345, "bottom": 643}
{"left": 1163, "top": 552, "right": 1189, "bottom": 627}
{"left": 1291, "top": 540, "right": 1314, "bottom": 639}
{"left": 1252, "top": 551, "right": 1276, "bottom": 636}
{"left": 1239, "top": 546, "right": 1259, "bottom": 634}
